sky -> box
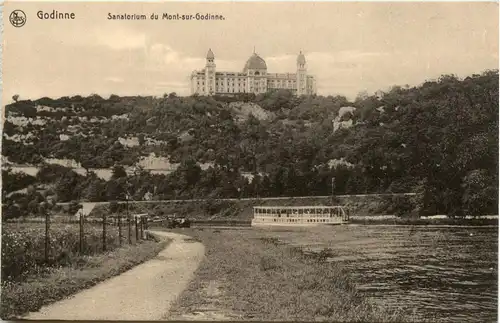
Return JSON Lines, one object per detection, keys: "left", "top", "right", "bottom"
{"left": 2, "top": 1, "right": 498, "bottom": 103}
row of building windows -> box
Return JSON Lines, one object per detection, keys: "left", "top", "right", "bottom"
{"left": 195, "top": 88, "right": 311, "bottom": 94}
{"left": 195, "top": 84, "right": 312, "bottom": 94}
{"left": 198, "top": 84, "right": 299, "bottom": 91}
{"left": 256, "top": 210, "right": 342, "bottom": 216}
{"left": 254, "top": 218, "right": 337, "bottom": 223}
{"left": 254, "top": 208, "right": 344, "bottom": 215}
{"left": 195, "top": 79, "right": 305, "bottom": 86}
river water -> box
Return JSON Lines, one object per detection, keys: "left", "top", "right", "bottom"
{"left": 262, "top": 225, "right": 498, "bottom": 322}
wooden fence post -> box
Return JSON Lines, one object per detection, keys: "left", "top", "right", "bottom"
{"left": 118, "top": 215, "right": 122, "bottom": 246}
{"left": 127, "top": 216, "right": 132, "bottom": 244}
{"left": 79, "top": 212, "right": 84, "bottom": 254}
{"left": 103, "top": 214, "right": 107, "bottom": 251}
{"left": 135, "top": 217, "right": 139, "bottom": 242}
{"left": 45, "top": 211, "right": 50, "bottom": 263}
{"left": 140, "top": 217, "right": 144, "bottom": 239}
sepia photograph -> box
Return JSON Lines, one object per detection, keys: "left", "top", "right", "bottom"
{"left": 1, "top": 1, "right": 498, "bottom": 322}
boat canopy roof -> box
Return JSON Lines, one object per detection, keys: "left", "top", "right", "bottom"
{"left": 253, "top": 205, "right": 345, "bottom": 209}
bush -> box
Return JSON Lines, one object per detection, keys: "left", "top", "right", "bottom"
{"left": 391, "top": 196, "right": 416, "bottom": 218}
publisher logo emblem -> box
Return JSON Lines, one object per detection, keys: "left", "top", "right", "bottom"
{"left": 10, "top": 10, "right": 26, "bottom": 27}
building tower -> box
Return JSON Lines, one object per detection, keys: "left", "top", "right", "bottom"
{"left": 296, "top": 51, "right": 307, "bottom": 95}
{"left": 243, "top": 50, "right": 268, "bottom": 94}
{"left": 205, "top": 48, "right": 216, "bottom": 95}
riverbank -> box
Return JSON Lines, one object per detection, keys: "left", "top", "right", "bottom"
{"left": 190, "top": 217, "right": 498, "bottom": 227}
{"left": 1, "top": 235, "right": 169, "bottom": 320}
{"left": 164, "top": 227, "right": 417, "bottom": 322}
{"left": 349, "top": 217, "right": 498, "bottom": 226}
{"left": 89, "top": 195, "right": 398, "bottom": 221}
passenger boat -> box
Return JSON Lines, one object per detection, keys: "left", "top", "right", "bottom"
{"left": 251, "top": 205, "right": 350, "bottom": 227}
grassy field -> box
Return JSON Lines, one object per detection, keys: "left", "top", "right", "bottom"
{"left": 1, "top": 223, "right": 169, "bottom": 319}
{"left": 163, "top": 227, "right": 417, "bottom": 322}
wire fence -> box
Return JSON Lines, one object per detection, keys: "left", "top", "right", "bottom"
{"left": 82, "top": 214, "right": 148, "bottom": 254}
{"left": 8, "top": 213, "right": 150, "bottom": 264}
{"left": 1, "top": 214, "right": 151, "bottom": 282}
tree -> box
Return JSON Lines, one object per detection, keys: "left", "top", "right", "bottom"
{"left": 461, "top": 169, "right": 498, "bottom": 216}
{"left": 111, "top": 165, "right": 127, "bottom": 180}
{"left": 138, "top": 133, "right": 146, "bottom": 146}
{"left": 109, "top": 201, "right": 119, "bottom": 213}
{"left": 68, "top": 200, "right": 83, "bottom": 215}
{"left": 106, "top": 178, "right": 127, "bottom": 201}
{"left": 12, "top": 94, "right": 19, "bottom": 102}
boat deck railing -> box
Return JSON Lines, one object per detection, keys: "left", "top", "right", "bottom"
{"left": 253, "top": 206, "right": 350, "bottom": 222}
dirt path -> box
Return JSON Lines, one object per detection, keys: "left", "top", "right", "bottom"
{"left": 23, "top": 231, "right": 205, "bottom": 320}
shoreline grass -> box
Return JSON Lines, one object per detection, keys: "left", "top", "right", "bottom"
{"left": 164, "top": 227, "right": 418, "bottom": 322}
{"left": 0, "top": 234, "right": 169, "bottom": 320}
{"left": 349, "top": 217, "right": 498, "bottom": 226}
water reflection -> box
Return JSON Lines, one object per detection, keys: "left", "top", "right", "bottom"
{"left": 263, "top": 225, "right": 498, "bottom": 322}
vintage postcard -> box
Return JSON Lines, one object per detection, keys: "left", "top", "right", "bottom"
{"left": 1, "top": 1, "right": 498, "bottom": 321}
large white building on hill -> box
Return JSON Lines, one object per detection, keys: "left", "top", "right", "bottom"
{"left": 190, "top": 49, "right": 316, "bottom": 96}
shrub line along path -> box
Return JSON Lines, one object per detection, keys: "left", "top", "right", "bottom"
{"left": 22, "top": 231, "right": 205, "bottom": 320}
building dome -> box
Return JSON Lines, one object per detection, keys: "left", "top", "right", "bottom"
{"left": 207, "top": 48, "right": 215, "bottom": 59}
{"left": 297, "top": 51, "right": 306, "bottom": 65}
{"left": 243, "top": 53, "right": 267, "bottom": 71}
